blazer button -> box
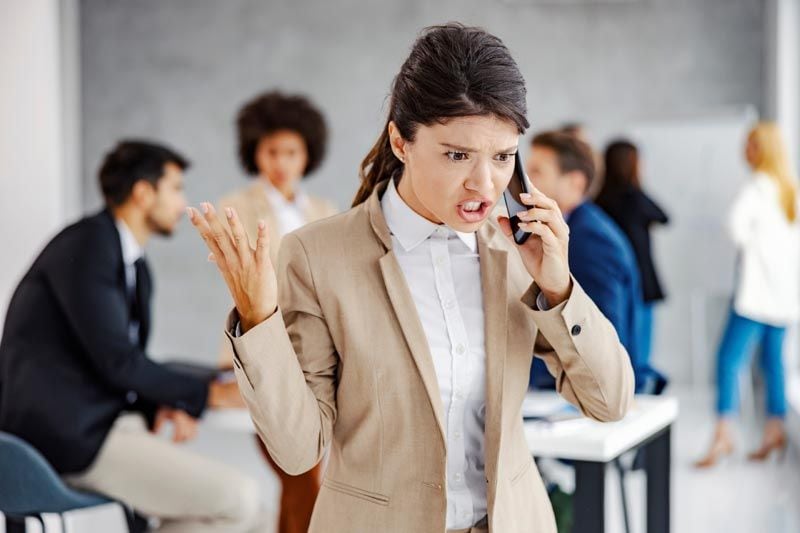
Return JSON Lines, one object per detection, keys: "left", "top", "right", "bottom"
{"left": 571, "top": 324, "right": 582, "bottom": 336}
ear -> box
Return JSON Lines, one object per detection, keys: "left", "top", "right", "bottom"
{"left": 565, "top": 170, "right": 589, "bottom": 195}
{"left": 387, "top": 121, "right": 408, "bottom": 163}
{"left": 130, "top": 179, "right": 156, "bottom": 207}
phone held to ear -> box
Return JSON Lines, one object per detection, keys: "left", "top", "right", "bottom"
{"left": 502, "top": 151, "right": 533, "bottom": 245}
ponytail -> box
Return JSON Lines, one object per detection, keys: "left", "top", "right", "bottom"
{"left": 352, "top": 120, "right": 403, "bottom": 207}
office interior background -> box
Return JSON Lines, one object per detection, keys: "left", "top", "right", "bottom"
{"left": 1, "top": 0, "right": 799, "bottom": 532}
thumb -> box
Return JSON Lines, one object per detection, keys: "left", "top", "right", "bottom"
{"left": 496, "top": 215, "right": 514, "bottom": 240}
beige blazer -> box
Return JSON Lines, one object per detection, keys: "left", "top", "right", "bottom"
{"left": 217, "top": 182, "right": 338, "bottom": 366}
{"left": 225, "top": 180, "right": 634, "bottom": 533}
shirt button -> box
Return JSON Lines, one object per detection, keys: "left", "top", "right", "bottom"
{"left": 444, "top": 299, "right": 455, "bottom": 309}
{"left": 455, "top": 344, "right": 465, "bottom": 355}
{"left": 454, "top": 431, "right": 462, "bottom": 439}
{"left": 125, "top": 391, "right": 138, "bottom": 404}
{"left": 454, "top": 473, "right": 462, "bottom": 482}
{"left": 571, "top": 324, "right": 582, "bottom": 336}
{"left": 435, "top": 256, "right": 446, "bottom": 267}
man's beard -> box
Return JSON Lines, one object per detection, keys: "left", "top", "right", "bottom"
{"left": 146, "top": 213, "right": 174, "bottom": 237}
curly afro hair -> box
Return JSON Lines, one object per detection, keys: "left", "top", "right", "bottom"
{"left": 236, "top": 91, "right": 328, "bottom": 178}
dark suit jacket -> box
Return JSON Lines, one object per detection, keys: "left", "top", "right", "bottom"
{"left": 596, "top": 187, "right": 669, "bottom": 302}
{"left": 0, "top": 210, "right": 208, "bottom": 474}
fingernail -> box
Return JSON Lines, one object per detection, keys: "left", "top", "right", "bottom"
{"left": 520, "top": 193, "right": 532, "bottom": 199}
{"left": 258, "top": 220, "right": 266, "bottom": 230}
{"left": 226, "top": 207, "right": 233, "bottom": 219}
{"left": 201, "top": 203, "right": 209, "bottom": 214}
{"left": 207, "top": 252, "right": 215, "bottom": 262}
{"left": 186, "top": 207, "right": 193, "bottom": 219}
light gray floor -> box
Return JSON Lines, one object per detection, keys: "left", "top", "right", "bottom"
{"left": 183, "top": 385, "right": 800, "bottom": 533}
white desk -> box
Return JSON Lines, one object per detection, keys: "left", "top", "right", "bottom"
{"left": 524, "top": 392, "right": 679, "bottom": 533}
{"left": 524, "top": 393, "right": 679, "bottom": 462}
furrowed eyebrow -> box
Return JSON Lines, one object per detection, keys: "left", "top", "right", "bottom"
{"left": 440, "top": 143, "right": 518, "bottom": 153}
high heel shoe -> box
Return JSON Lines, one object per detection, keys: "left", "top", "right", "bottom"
{"left": 748, "top": 434, "right": 787, "bottom": 462}
{"left": 694, "top": 438, "right": 734, "bottom": 469}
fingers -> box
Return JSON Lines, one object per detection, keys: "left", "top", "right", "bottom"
{"left": 519, "top": 190, "right": 564, "bottom": 219}
{"left": 518, "top": 207, "right": 569, "bottom": 242}
{"left": 224, "top": 207, "right": 254, "bottom": 266}
{"left": 519, "top": 219, "right": 561, "bottom": 251}
{"left": 255, "top": 220, "right": 271, "bottom": 269}
{"left": 151, "top": 408, "right": 169, "bottom": 434}
{"left": 197, "top": 203, "right": 239, "bottom": 270}
{"left": 496, "top": 215, "right": 513, "bottom": 237}
{"left": 187, "top": 205, "right": 236, "bottom": 287}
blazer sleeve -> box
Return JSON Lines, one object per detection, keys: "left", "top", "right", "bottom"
{"left": 523, "top": 277, "right": 634, "bottom": 422}
{"left": 47, "top": 236, "right": 208, "bottom": 417}
{"left": 225, "top": 232, "right": 338, "bottom": 475}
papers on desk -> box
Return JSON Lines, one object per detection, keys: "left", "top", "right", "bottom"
{"left": 522, "top": 393, "right": 581, "bottom": 422}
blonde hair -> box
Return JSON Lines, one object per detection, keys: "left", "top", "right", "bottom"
{"left": 748, "top": 122, "right": 798, "bottom": 222}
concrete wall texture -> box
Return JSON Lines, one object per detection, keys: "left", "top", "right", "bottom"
{"left": 79, "top": 0, "right": 768, "bottom": 381}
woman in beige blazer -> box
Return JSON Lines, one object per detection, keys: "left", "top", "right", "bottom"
{"left": 191, "top": 24, "right": 633, "bottom": 533}
{"left": 217, "top": 91, "right": 338, "bottom": 533}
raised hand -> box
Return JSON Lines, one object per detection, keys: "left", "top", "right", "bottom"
{"left": 497, "top": 186, "right": 572, "bottom": 306}
{"left": 187, "top": 203, "right": 278, "bottom": 333}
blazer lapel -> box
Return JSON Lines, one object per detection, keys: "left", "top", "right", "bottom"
{"left": 477, "top": 223, "right": 509, "bottom": 508}
{"left": 368, "top": 182, "right": 447, "bottom": 446}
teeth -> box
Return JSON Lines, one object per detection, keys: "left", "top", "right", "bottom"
{"left": 463, "top": 202, "right": 481, "bottom": 212}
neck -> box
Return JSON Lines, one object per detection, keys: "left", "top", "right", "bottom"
{"left": 561, "top": 197, "right": 585, "bottom": 218}
{"left": 396, "top": 171, "right": 441, "bottom": 224}
{"left": 263, "top": 175, "right": 296, "bottom": 202}
{"left": 112, "top": 204, "right": 150, "bottom": 247}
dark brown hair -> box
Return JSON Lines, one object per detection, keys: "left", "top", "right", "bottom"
{"left": 598, "top": 139, "right": 641, "bottom": 204}
{"left": 353, "top": 23, "right": 529, "bottom": 206}
{"left": 531, "top": 131, "right": 596, "bottom": 189}
{"left": 236, "top": 91, "right": 327, "bottom": 178}
{"left": 99, "top": 140, "right": 189, "bottom": 207}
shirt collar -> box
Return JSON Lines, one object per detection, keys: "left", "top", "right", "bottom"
{"left": 381, "top": 178, "right": 477, "bottom": 253}
{"left": 115, "top": 217, "right": 144, "bottom": 266}
{"left": 262, "top": 179, "right": 308, "bottom": 210}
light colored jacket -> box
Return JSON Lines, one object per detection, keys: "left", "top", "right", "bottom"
{"left": 225, "top": 179, "right": 634, "bottom": 533}
{"left": 728, "top": 172, "right": 800, "bottom": 326}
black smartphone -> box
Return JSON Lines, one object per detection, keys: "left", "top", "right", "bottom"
{"left": 502, "top": 151, "right": 533, "bottom": 245}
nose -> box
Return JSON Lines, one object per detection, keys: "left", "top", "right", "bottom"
{"left": 463, "top": 158, "right": 494, "bottom": 196}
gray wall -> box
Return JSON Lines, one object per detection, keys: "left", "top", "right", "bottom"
{"left": 79, "top": 0, "right": 767, "bottom": 375}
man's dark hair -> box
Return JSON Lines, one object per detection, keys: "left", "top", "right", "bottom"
{"left": 236, "top": 91, "right": 328, "bottom": 178}
{"left": 560, "top": 122, "right": 584, "bottom": 137}
{"left": 531, "top": 131, "right": 596, "bottom": 189}
{"left": 98, "top": 140, "right": 190, "bottom": 207}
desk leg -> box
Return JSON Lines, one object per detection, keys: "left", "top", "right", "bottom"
{"left": 644, "top": 426, "right": 671, "bottom": 533}
{"left": 573, "top": 460, "right": 605, "bottom": 533}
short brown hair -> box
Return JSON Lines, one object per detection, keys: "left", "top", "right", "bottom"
{"left": 236, "top": 91, "right": 327, "bottom": 178}
{"left": 531, "top": 131, "right": 595, "bottom": 189}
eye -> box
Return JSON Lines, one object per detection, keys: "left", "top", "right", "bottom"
{"left": 446, "top": 151, "right": 468, "bottom": 162}
{"left": 495, "top": 153, "right": 515, "bottom": 163}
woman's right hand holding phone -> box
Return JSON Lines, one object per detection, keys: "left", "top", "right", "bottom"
{"left": 188, "top": 203, "right": 277, "bottom": 333}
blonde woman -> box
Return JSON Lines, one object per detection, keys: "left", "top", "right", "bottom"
{"left": 217, "top": 91, "right": 337, "bottom": 533}
{"left": 697, "top": 122, "right": 800, "bottom": 468}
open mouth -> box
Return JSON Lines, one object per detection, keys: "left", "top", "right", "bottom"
{"left": 456, "top": 200, "right": 491, "bottom": 223}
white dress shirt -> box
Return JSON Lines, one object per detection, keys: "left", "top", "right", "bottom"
{"left": 262, "top": 180, "right": 309, "bottom": 236}
{"left": 115, "top": 218, "right": 144, "bottom": 344}
{"left": 381, "top": 179, "right": 488, "bottom": 529}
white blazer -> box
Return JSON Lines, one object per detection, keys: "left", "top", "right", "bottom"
{"left": 727, "top": 171, "right": 800, "bottom": 326}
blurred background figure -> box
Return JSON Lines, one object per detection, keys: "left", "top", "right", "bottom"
{"left": 596, "top": 139, "right": 670, "bottom": 394}
{"left": 560, "top": 122, "right": 604, "bottom": 198}
{"left": 0, "top": 140, "right": 265, "bottom": 532}
{"left": 217, "top": 90, "right": 337, "bottom": 533}
{"left": 696, "top": 122, "right": 800, "bottom": 469}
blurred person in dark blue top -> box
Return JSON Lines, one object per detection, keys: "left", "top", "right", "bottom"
{"left": 525, "top": 132, "right": 650, "bottom": 392}
{"left": 596, "top": 139, "right": 669, "bottom": 395}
